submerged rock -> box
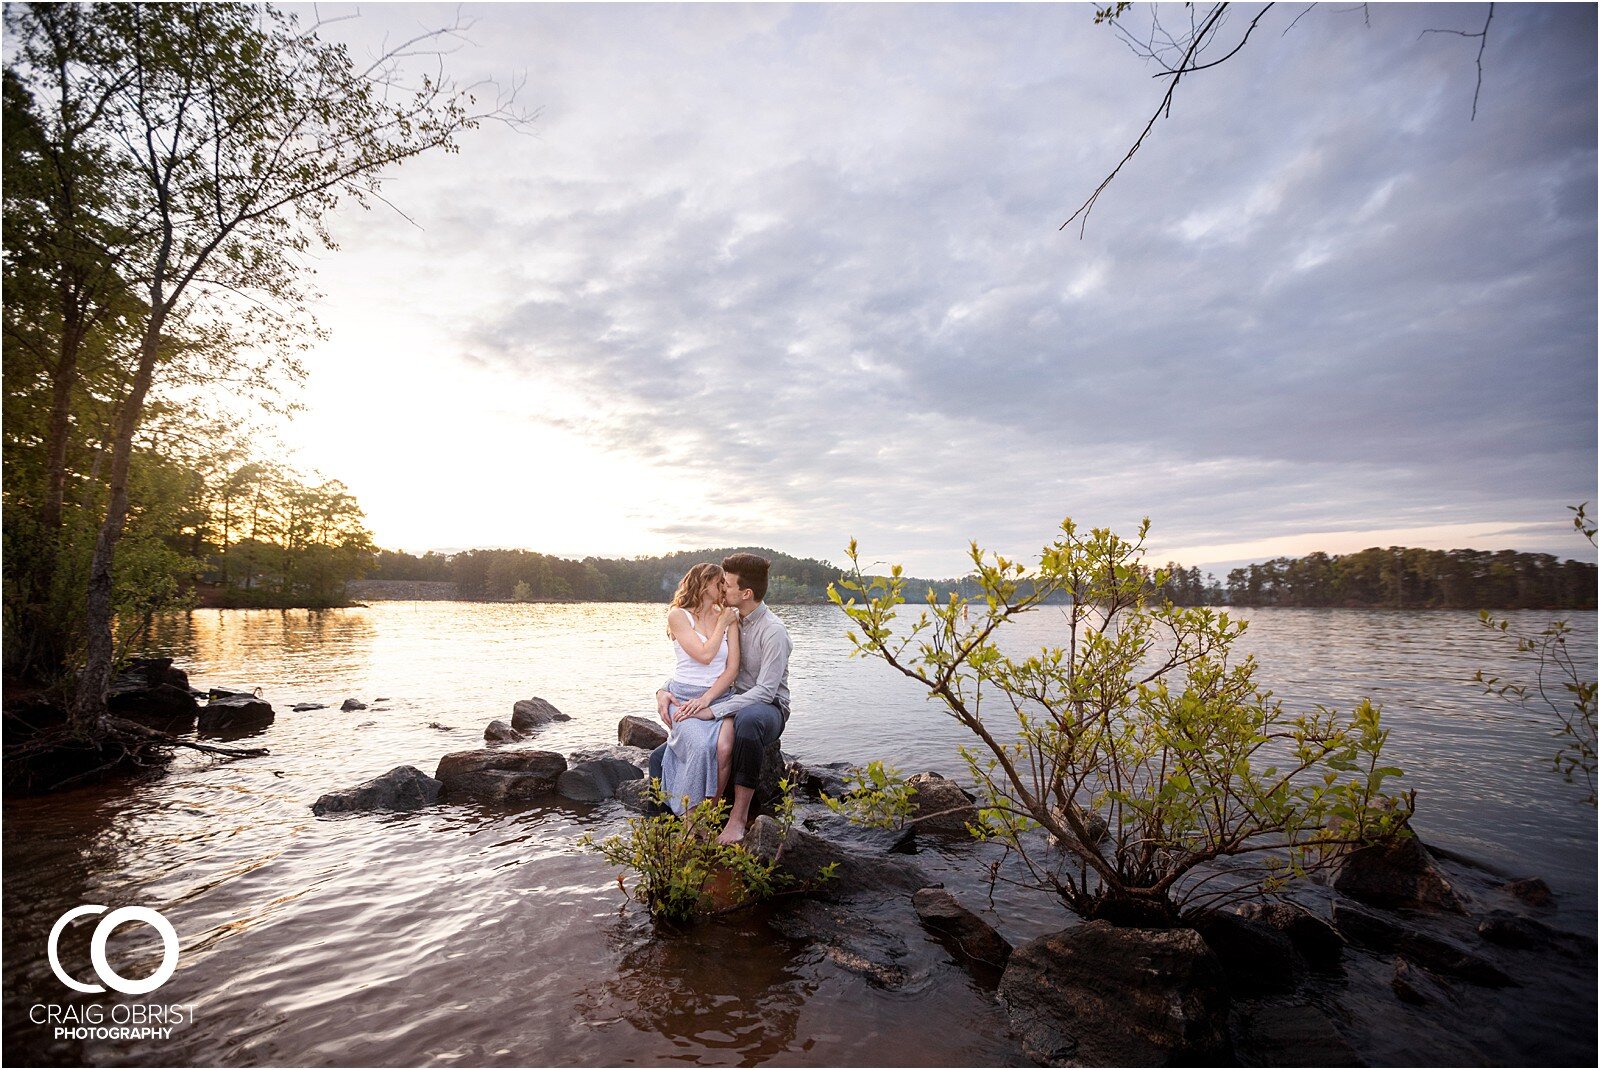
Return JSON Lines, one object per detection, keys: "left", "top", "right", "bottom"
{"left": 1501, "top": 876, "right": 1555, "bottom": 909}
{"left": 770, "top": 899, "right": 915, "bottom": 989}
{"left": 1391, "top": 955, "right": 1456, "bottom": 1006}
{"left": 998, "top": 921, "right": 1230, "bottom": 1067}
{"left": 557, "top": 757, "right": 644, "bottom": 803}
{"left": 312, "top": 765, "right": 442, "bottom": 815}
{"left": 484, "top": 719, "right": 524, "bottom": 744}
{"left": 1330, "top": 900, "right": 1511, "bottom": 987}
{"left": 618, "top": 715, "right": 667, "bottom": 750}
{"left": 912, "top": 887, "right": 1012, "bottom": 972}
{"left": 788, "top": 759, "right": 853, "bottom": 800}
{"left": 1234, "top": 1003, "right": 1363, "bottom": 1066}
{"left": 291, "top": 702, "right": 327, "bottom": 712}
{"left": 511, "top": 697, "right": 569, "bottom": 731}
{"left": 1476, "top": 909, "right": 1558, "bottom": 950}
{"left": 434, "top": 748, "right": 566, "bottom": 802}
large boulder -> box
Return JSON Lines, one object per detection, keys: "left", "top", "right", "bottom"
{"left": 1329, "top": 900, "right": 1511, "bottom": 986}
{"left": 434, "top": 748, "right": 566, "bottom": 802}
{"left": 912, "top": 887, "right": 1012, "bottom": 972}
{"left": 483, "top": 719, "right": 523, "bottom": 744}
{"left": 1234, "top": 900, "right": 1344, "bottom": 968}
{"left": 1047, "top": 800, "right": 1110, "bottom": 847}
{"left": 111, "top": 657, "right": 191, "bottom": 694}
{"left": 1327, "top": 833, "right": 1466, "bottom": 913}
{"left": 741, "top": 815, "right": 928, "bottom": 896}
{"left": 569, "top": 745, "right": 651, "bottom": 770}
{"left": 618, "top": 715, "right": 668, "bottom": 750}
{"left": 107, "top": 683, "right": 199, "bottom": 729}
{"left": 312, "top": 765, "right": 442, "bottom": 815}
{"left": 197, "top": 694, "right": 275, "bottom": 735}
{"left": 1189, "top": 908, "right": 1303, "bottom": 994}
{"left": 753, "top": 739, "right": 787, "bottom": 814}
{"left": 511, "top": 697, "right": 570, "bottom": 732}
{"left": 999, "top": 921, "right": 1230, "bottom": 1067}
{"left": 615, "top": 778, "right": 656, "bottom": 813}
{"left": 557, "top": 757, "right": 644, "bottom": 803}
{"left": 786, "top": 759, "right": 853, "bottom": 800}
{"left": 904, "top": 771, "right": 976, "bottom": 835}
{"left": 800, "top": 810, "right": 916, "bottom": 855}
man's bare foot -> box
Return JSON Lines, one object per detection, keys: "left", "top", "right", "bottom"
{"left": 716, "top": 821, "right": 746, "bottom": 846}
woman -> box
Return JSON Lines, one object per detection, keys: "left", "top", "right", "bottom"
{"left": 658, "top": 563, "right": 740, "bottom": 815}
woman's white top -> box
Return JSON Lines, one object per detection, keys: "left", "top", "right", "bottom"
{"left": 670, "top": 607, "right": 728, "bottom": 688}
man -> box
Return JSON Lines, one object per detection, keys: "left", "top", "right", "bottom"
{"left": 649, "top": 551, "right": 791, "bottom": 845}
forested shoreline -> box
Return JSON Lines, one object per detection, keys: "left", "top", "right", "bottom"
{"left": 364, "top": 544, "right": 1597, "bottom": 610}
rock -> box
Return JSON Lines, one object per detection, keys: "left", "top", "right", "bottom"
{"left": 998, "top": 921, "right": 1230, "bottom": 1067}
{"left": 754, "top": 739, "right": 787, "bottom": 814}
{"left": 312, "top": 765, "right": 442, "bottom": 815}
{"left": 770, "top": 899, "right": 915, "bottom": 989}
{"left": 557, "top": 757, "right": 644, "bottom": 803}
{"left": 913, "top": 887, "right": 1012, "bottom": 971}
{"left": 569, "top": 745, "right": 652, "bottom": 770}
{"left": 511, "top": 697, "right": 569, "bottom": 731}
{"left": 340, "top": 698, "right": 367, "bottom": 712}
{"left": 1329, "top": 900, "right": 1512, "bottom": 986}
{"left": 110, "top": 657, "right": 190, "bottom": 693}
{"left": 207, "top": 686, "right": 256, "bottom": 700}
{"left": 615, "top": 778, "right": 655, "bottom": 813}
{"left": 1328, "top": 833, "right": 1466, "bottom": 913}
{"left": 904, "top": 771, "right": 976, "bottom": 835}
{"left": 1234, "top": 1003, "right": 1364, "bottom": 1066}
{"left": 1502, "top": 877, "right": 1555, "bottom": 909}
{"left": 484, "top": 719, "right": 523, "bottom": 743}
{"left": 800, "top": 810, "right": 916, "bottom": 855}
{"left": 1477, "top": 909, "right": 1556, "bottom": 949}
{"left": 741, "top": 815, "right": 929, "bottom": 896}
{"left": 426, "top": 722, "right": 454, "bottom": 731}
{"left": 618, "top": 715, "right": 668, "bottom": 750}
{"left": 434, "top": 749, "right": 566, "bottom": 802}
{"left": 1189, "top": 908, "right": 1302, "bottom": 994}
{"left": 1234, "top": 901, "right": 1344, "bottom": 968}
{"left": 787, "top": 759, "right": 853, "bottom": 800}
{"left": 197, "top": 694, "right": 275, "bottom": 735}
{"left": 1048, "top": 801, "right": 1109, "bottom": 846}
{"left": 291, "top": 702, "right": 327, "bottom": 712}
{"left": 1391, "top": 955, "right": 1456, "bottom": 1006}
{"left": 107, "top": 682, "right": 199, "bottom": 729}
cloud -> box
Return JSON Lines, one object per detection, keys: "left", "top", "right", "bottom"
{"left": 300, "top": 3, "right": 1597, "bottom": 574}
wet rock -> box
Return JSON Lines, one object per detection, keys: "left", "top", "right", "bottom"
{"left": 1330, "top": 900, "right": 1512, "bottom": 987}
{"left": 770, "top": 899, "right": 914, "bottom": 989}
{"left": 511, "top": 697, "right": 569, "bottom": 731}
{"left": 107, "top": 683, "right": 199, "bottom": 729}
{"left": 434, "top": 748, "right": 566, "bottom": 802}
{"left": 569, "top": 745, "right": 651, "bottom": 770}
{"left": 1234, "top": 1003, "right": 1363, "bottom": 1066}
{"left": 904, "top": 771, "right": 976, "bottom": 835}
{"left": 912, "top": 887, "right": 1012, "bottom": 972}
{"left": 1477, "top": 909, "right": 1557, "bottom": 950}
{"left": 753, "top": 739, "right": 788, "bottom": 814}
{"left": 484, "top": 719, "right": 523, "bottom": 744}
{"left": 1391, "top": 955, "right": 1456, "bottom": 1006}
{"left": 557, "top": 757, "right": 644, "bottom": 803}
{"left": 800, "top": 810, "right": 916, "bottom": 854}
{"left": 999, "top": 921, "right": 1230, "bottom": 1067}
{"left": 312, "top": 765, "right": 442, "bottom": 815}
{"left": 426, "top": 722, "right": 454, "bottom": 731}
{"left": 197, "top": 694, "right": 275, "bottom": 734}
{"left": 1328, "top": 833, "right": 1466, "bottom": 913}
{"left": 1235, "top": 901, "right": 1344, "bottom": 968}
{"left": 615, "top": 778, "right": 655, "bottom": 813}
{"left": 787, "top": 759, "right": 852, "bottom": 800}
{"left": 618, "top": 715, "right": 668, "bottom": 750}
{"left": 340, "top": 698, "right": 367, "bottom": 712}
{"left": 1502, "top": 877, "right": 1555, "bottom": 909}
{"left": 1189, "top": 908, "right": 1302, "bottom": 994}
{"left": 741, "top": 815, "right": 929, "bottom": 896}
{"left": 291, "top": 702, "right": 327, "bottom": 712}
{"left": 111, "top": 657, "right": 191, "bottom": 693}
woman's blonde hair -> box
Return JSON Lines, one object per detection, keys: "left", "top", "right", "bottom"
{"left": 668, "top": 563, "right": 724, "bottom": 633}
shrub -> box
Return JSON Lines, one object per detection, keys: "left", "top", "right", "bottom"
{"left": 830, "top": 517, "right": 1409, "bottom": 926}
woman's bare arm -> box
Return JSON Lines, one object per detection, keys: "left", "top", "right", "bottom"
{"left": 667, "top": 606, "right": 736, "bottom": 663}
{"left": 679, "top": 626, "right": 741, "bottom": 718}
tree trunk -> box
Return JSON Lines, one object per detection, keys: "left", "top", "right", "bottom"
{"left": 68, "top": 314, "right": 163, "bottom": 736}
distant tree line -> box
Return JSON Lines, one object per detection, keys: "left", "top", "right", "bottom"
{"left": 1150, "top": 548, "right": 1595, "bottom": 610}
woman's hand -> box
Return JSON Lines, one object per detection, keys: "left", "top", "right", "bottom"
{"left": 718, "top": 605, "right": 741, "bottom": 628}
{"left": 678, "top": 694, "right": 710, "bottom": 718}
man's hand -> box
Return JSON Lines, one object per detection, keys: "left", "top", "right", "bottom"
{"left": 655, "top": 689, "right": 673, "bottom": 727}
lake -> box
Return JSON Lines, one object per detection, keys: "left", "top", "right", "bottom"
{"left": 4, "top": 602, "right": 1595, "bottom": 1065}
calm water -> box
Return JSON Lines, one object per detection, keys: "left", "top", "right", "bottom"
{"left": 4, "top": 603, "right": 1596, "bottom": 1065}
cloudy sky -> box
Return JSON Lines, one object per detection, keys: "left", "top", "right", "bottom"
{"left": 281, "top": 2, "right": 1596, "bottom": 577}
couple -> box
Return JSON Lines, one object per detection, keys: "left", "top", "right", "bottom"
{"left": 648, "top": 552, "right": 791, "bottom": 845}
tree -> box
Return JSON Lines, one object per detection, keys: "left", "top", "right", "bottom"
{"left": 831, "top": 518, "right": 1408, "bottom": 925}
{"left": 1, "top": 2, "right": 529, "bottom": 740}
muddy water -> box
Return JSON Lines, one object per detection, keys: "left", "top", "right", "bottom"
{"left": 4, "top": 604, "right": 1595, "bottom": 1065}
